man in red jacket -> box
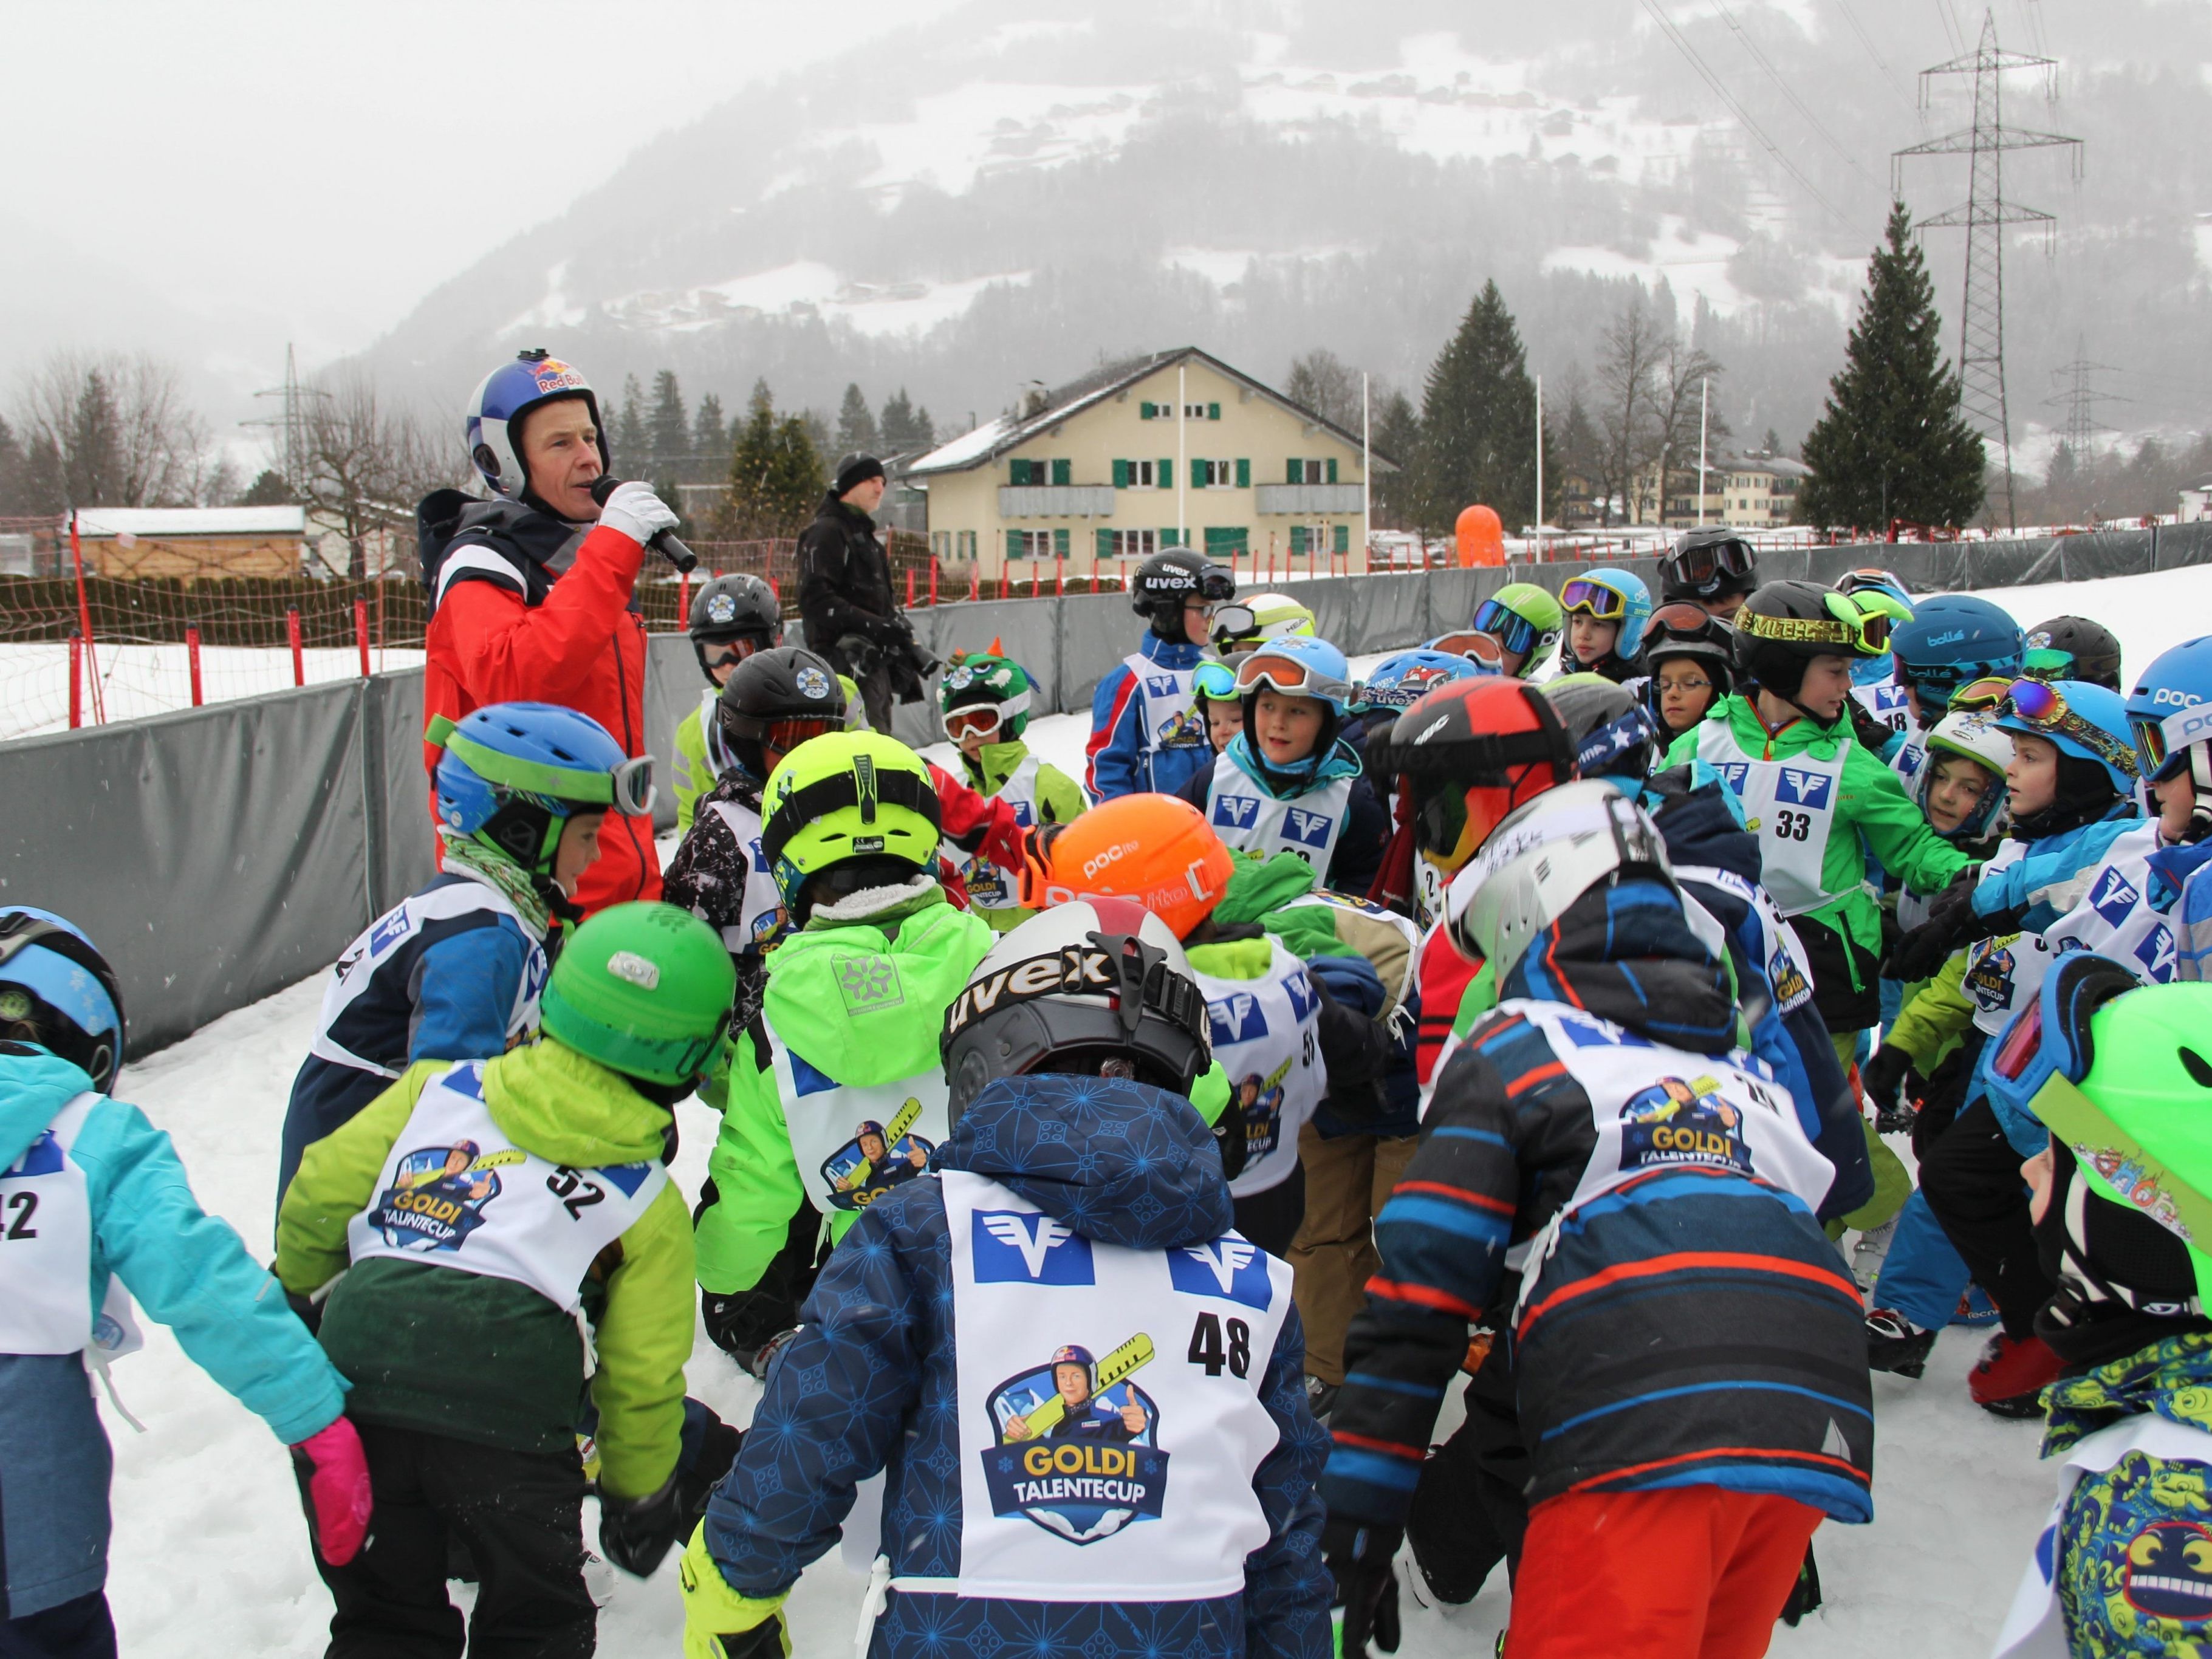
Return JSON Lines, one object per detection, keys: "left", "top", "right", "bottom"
{"left": 420, "top": 349, "right": 681, "bottom": 917}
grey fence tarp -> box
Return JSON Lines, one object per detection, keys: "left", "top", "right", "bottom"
{"left": 19, "top": 521, "right": 2212, "bottom": 1056}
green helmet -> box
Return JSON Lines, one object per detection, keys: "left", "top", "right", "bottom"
{"left": 1473, "top": 583, "right": 1566, "bottom": 680}
{"left": 937, "top": 650, "right": 1035, "bottom": 741}
{"left": 538, "top": 902, "right": 736, "bottom": 1087}
{"left": 760, "top": 730, "right": 944, "bottom": 915}
{"left": 1211, "top": 592, "right": 1317, "bottom": 655}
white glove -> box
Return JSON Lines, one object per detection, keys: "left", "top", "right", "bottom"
{"left": 597, "top": 480, "right": 679, "bottom": 547}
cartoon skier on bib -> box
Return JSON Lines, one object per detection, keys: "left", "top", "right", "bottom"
{"left": 1000, "top": 1344, "right": 1152, "bottom": 1443}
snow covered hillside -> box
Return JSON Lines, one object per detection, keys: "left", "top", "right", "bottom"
{"left": 96, "top": 564, "right": 2212, "bottom": 1655}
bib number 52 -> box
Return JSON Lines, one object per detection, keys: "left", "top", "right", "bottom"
{"left": 546, "top": 1168, "right": 604, "bottom": 1219}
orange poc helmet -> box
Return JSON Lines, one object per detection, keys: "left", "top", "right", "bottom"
{"left": 1366, "top": 677, "right": 1577, "bottom": 877}
{"left": 1020, "top": 794, "right": 1236, "bottom": 941}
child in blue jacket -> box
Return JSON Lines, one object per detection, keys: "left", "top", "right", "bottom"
{"left": 1086, "top": 548, "right": 1234, "bottom": 801}
{"left": 0, "top": 908, "right": 370, "bottom": 1655}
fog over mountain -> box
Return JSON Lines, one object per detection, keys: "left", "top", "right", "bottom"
{"left": 349, "top": 0, "right": 2212, "bottom": 460}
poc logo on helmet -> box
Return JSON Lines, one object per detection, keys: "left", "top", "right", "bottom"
{"left": 1083, "top": 843, "right": 1131, "bottom": 878}
{"left": 2154, "top": 687, "right": 2203, "bottom": 708}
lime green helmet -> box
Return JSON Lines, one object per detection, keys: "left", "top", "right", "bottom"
{"left": 760, "top": 730, "right": 944, "bottom": 918}
{"left": 539, "top": 902, "right": 736, "bottom": 1087}
{"left": 1212, "top": 592, "right": 1317, "bottom": 655}
{"left": 1479, "top": 583, "right": 1567, "bottom": 680}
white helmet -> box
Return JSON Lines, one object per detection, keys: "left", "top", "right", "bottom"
{"left": 1446, "top": 779, "right": 1675, "bottom": 984}
{"left": 1917, "top": 710, "right": 2013, "bottom": 840}
{"left": 940, "top": 900, "right": 1212, "bottom": 1117}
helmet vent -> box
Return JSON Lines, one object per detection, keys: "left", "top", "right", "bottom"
{"left": 2180, "top": 1047, "right": 2212, "bottom": 1089}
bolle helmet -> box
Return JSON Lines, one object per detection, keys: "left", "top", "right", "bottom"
{"left": 1542, "top": 674, "right": 1665, "bottom": 783}
{"left": 1889, "top": 595, "right": 2025, "bottom": 711}
{"left": 1051, "top": 1344, "right": 1097, "bottom": 1373}
{"left": 1662, "top": 528, "right": 1759, "bottom": 606}
{"left": 1131, "top": 548, "right": 1235, "bottom": 640}
{"left": 688, "top": 574, "right": 783, "bottom": 684}
{"left": 1994, "top": 679, "right": 2140, "bottom": 799}
{"left": 937, "top": 649, "right": 1036, "bottom": 742}
{"left": 464, "top": 349, "right": 608, "bottom": 501}
{"left": 759, "top": 731, "right": 944, "bottom": 920}
{"left": 1211, "top": 591, "right": 1317, "bottom": 655}
{"left": 1916, "top": 710, "right": 2014, "bottom": 841}
{"left": 2025, "top": 617, "right": 2123, "bottom": 692}
{"left": 1470, "top": 582, "right": 1567, "bottom": 678}
{"left": 1733, "top": 580, "right": 1897, "bottom": 703}
{"left": 1022, "top": 793, "right": 1236, "bottom": 941}
{"left": 538, "top": 901, "right": 736, "bottom": 1089}
{"left": 429, "top": 702, "right": 652, "bottom": 877}
{"left": 0, "top": 908, "right": 126, "bottom": 1094}
{"left": 2127, "top": 635, "right": 2212, "bottom": 844}
{"left": 1354, "top": 649, "right": 1488, "bottom": 715}
{"left": 1560, "top": 567, "right": 1654, "bottom": 658}
{"left": 1445, "top": 780, "right": 1676, "bottom": 985}
{"left": 718, "top": 647, "right": 849, "bottom": 782}
{"left": 1365, "top": 677, "right": 1577, "bottom": 878}
{"left": 940, "top": 900, "right": 1213, "bottom": 1117}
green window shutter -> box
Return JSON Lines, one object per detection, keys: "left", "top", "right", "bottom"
{"left": 1097, "top": 527, "right": 1114, "bottom": 559}
{"left": 1327, "top": 458, "right": 1338, "bottom": 484}
{"left": 1016, "top": 459, "right": 1036, "bottom": 486}
{"left": 1190, "top": 457, "right": 1206, "bottom": 488}
{"left": 1053, "top": 527, "right": 1070, "bottom": 556}
{"left": 1140, "top": 401, "right": 1155, "bottom": 420}
{"left": 1006, "top": 528, "right": 1022, "bottom": 561}
{"left": 1052, "top": 458, "right": 1072, "bottom": 487}
{"left": 1334, "top": 524, "right": 1350, "bottom": 554}
{"left": 1290, "top": 525, "right": 1309, "bottom": 555}
{"left": 1235, "top": 457, "right": 1250, "bottom": 488}
{"left": 1159, "top": 457, "right": 1173, "bottom": 488}
{"left": 1287, "top": 459, "right": 1303, "bottom": 485}
{"left": 1208, "top": 402, "right": 1221, "bottom": 421}
{"left": 1112, "top": 459, "right": 1129, "bottom": 488}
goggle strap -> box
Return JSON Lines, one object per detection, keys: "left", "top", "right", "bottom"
{"left": 764, "top": 766, "right": 943, "bottom": 858}
{"left": 2033, "top": 1072, "right": 2212, "bottom": 1257}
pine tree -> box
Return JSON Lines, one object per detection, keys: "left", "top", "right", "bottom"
{"left": 648, "top": 371, "right": 688, "bottom": 474}
{"left": 721, "top": 385, "right": 825, "bottom": 536}
{"left": 879, "top": 388, "right": 928, "bottom": 455}
{"left": 1800, "top": 202, "right": 1986, "bottom": 531}
{"left": 835, "top": 383, "right": 879, "bottom": 456}
{"left": 1412, "top": 281, "right": 1549, "bottom": 533}
{"left": 911, "top": 405, "right": 936, "bottom": 451}
{"left": 239, "top": 467, "right": 295, "bottom": 505}
{"left": 1553, "top": 389, "right": 1603, "bottom": 525}
{"left": 692, "top": 394, "right": 728, "bottom": 470}
{"left": 614, "top": 375, "right": 648, "bottom": 477}
{"left": 1369, "top": 388, "right": 1420, "bottom": 526}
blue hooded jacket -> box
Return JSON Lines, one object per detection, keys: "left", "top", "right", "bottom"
{"left": 1087, "top": 634, "right": 1213, "bottom": 802}
{"left": 0, "top": 1044, "right": 346, "bottom": 1618}
{"left": 700, "top": 1073, "right": 1331, "bottom": 1659}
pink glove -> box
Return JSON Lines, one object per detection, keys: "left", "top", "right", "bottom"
{"left": 292, "top": 1417, "right": 374, "bottom": 1565}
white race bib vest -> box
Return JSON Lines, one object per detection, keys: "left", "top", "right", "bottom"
{"left": 347, "top": 1062, "right": 665, "bottom": 1315}
{"left": 911, "top": 1169, "right": 1287, "bottom": 1603}
{"left": 310, "top": 879, "right": 546, "bottom": 1079}
{"left": 0, "top": 1093, "right": 98, "bottom": 1355}
{"left": 2044, "top": 823, "right": 2180, "bottom": 987}
{"left": 948, "top": 755, "right": 1042, "bottom": 915}
{"left": 1125, "top": 654, "right": 1210, "bottom": 784}
{"left": 1993, "top": 1412, "right": 2212, "bottom": 1659}
{"left": 1191, "top": 936, "right": 1326, "bottom": 1197}
{"left": 704, "top": 795, "right": 789, "bottom": 954}
{"left": 1851, "top": 671, "right": 1913, "bottom": 738}
{"left": 1696, "top": 725, "right": 1852, "bottom": 917}
{"left": 1674, "top": 864, "right": 1818, "bottom": 1021}
{"left": 765, "top": 1028, "right": 951, "bottom": 1222}
{"left": 1498, "top": 1001, "right": 1835, "bottom": 1312}
{"left": 1414, "top": 857, "right": 1448, "bottom": 934}
{"left": 1205, "top": 754, "right": 1353, "bottom": 872}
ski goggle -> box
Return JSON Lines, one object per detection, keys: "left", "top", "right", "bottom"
{"left": 699, "top": 637, "right": 767, "bottom": 671}
{"left": 1469, "top": 598, "right": 1552, "bottom": 657}
{"left": 1646, "top": 601, "right": 1727, "bottom": 640}
{"left": 755, "top": 717, "right": 840, "bottom": 756}
{"left": 1208, "top": 604, "right": 1259, "bottom": 650}
{"left": 2004, "top": 679, "right": 2140, "bottom": 780}
{"left": 605, "top": 756, "right": 658, "bottom": 816}
{"left": 1423, "top": 631, "right": 1510, "bottom": 672}
{"left": 2130, "top": 700, "right": 2212, "bottom": 784}
{"left": 1232, "top": 649, "right": 1354, "bottom": 706}
{"left": 1663, "top": 538, "right": 1756, "bottom": 594}
{"left": 1947, "top": 676, "right": 2016, "bottom": 714}
{"left": 940, "top": 704, "right": 1006, "bottom": 741}
{"left": 1560, "top": 578, "right": 1633, "bottom": 621}
{"left": 1736, "top": 590, "right": 1894, "bottom": 657}
{"left": 1837, "top": 568, "right": 1907, "bottom": 600}
{"left": 1193, "top": 661, "right": 1241, "bottom": 703}
{"left": 0, "top": 915, "right": 124, "bottom": 1061}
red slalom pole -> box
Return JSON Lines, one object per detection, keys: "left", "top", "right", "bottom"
{"left": 68, "top": 631, "right": 82, "bottom": 729}
{"left": 354, "top": 600, "right": 371, "bottom": 677}
{"left": 930, "top": 558, "right": 939, "bottom": 606}
{"left": 969, "top": 564, "right": 979, "bottom": 603}
{"left": 69, "top": 513, "right": 104, "bottom": 725}
{"left": 906, "top": 566, "right": 916, "bottom": 607}
{"left": 287, "top": 607, "right": 304, "bottom": 686}
{"left": 187, "top": 625, "right": 204, "bottom": 706}
{"left": 1055, "top": 555, "right": 1064, "bottom": 596}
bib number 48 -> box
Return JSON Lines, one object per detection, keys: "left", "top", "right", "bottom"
{"left": 1188, "top": 1310, "right": 1251, "bottom": 1379}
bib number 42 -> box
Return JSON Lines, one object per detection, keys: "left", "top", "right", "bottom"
{"left": 1188, "top": 1310, "right": 1251, "bottom": 1379}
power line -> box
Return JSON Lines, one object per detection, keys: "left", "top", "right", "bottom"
{"left": 1832, "top": 0, "right": 1920, "bottom": 112}
{"left": 1710, "top": 0, "right": 1881, "bottom": 190}
{"left": 1638, "top": 0, "right": 1852, "bottom": 228}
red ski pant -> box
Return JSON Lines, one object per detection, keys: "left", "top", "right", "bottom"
{"left": 1503, "top": 1486, "right": 1823, "bottom": 1659}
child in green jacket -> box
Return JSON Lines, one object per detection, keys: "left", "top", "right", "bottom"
{"left": 935, "top": 649, "right": 1083, "bottom": 931}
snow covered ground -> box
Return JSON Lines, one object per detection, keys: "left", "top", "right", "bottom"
{"left": 0, "top": 641, "right": 425, "bottom": 742}
{"left": 94, "top": 563, "right": 2212, "bottom": 1655}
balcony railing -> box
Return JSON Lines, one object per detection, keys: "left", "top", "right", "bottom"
{"left": 998, "top": 485, "right": 1119, "bottom": 518}
{"left": 1255, "top": 482, "right": 1364, "bottom": 515}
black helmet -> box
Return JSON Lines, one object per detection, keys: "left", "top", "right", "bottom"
{"left": 2025, "top": 616, "right": 2123, "bottom": 692}
{"left": 1131, "top": 548, "right": 1234, "bottom": 640}
{"left": 1642, "top": 603, "right": 1737, "bottom": 682}
{"left": 1660, "top": 528, "right": 1759, "bottom": 605}
{"left": 688, "top": 574, "right": 783, "bottom": 684}
{"left": 1541, "top": 674, "right": 1663, "bottom": 782}
{"left": 717, "top": 646, "right": 849, "bottom": 781}
{"left": 1733, "top": 579, "right": 1897, "bottom": 704}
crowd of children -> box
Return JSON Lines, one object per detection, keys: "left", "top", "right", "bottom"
{"left": 13, "top": 357, "right": 2212, "bottom": 1659}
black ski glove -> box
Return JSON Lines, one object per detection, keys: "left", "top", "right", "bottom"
{"left": 1888, "top": 869, "right": 1982, "bottom": 982}
{"left": 1847, "top": 696, "right": 1895, "bottom": 757}
{"left": 1323, "top": 1516, "right": 1403, "bottom": 1658}
{"left": 1212, "top": 1089, "right": 1248, "bottom": 1181}
{"left": 599, "top": 1478, "right": 688, "bottom": 1578}
{"left": 1860, "top": 1045, "right": 1922, "bottom": 1135}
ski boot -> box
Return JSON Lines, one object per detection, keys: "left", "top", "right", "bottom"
{"left": 1851, "top": 1217, "right": 1899, "bottom": 1290}
{"left": 1968, "top": 1330, "right": 2063, "bottom": 1418}
{"left": 1865, "top": 1308, "right": 1936, "bottom": 1379}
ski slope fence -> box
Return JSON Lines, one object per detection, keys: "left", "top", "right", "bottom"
{"left": 7, "top": 521, "right": 2208, "bottom": 1056}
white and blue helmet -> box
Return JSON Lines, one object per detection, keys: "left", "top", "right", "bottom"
{"left": 464, "top": 349, "right": 609, "bottom": 499}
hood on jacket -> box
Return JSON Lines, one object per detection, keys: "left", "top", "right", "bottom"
{"left": 1638, "top": 768, "right": 1762, "bottom": 884}
{"left": 1214, "top": 849, "right": 1330, "bottom": 954}
{"left": 417, "top": 489, "right": 579, "bottom": 593}
{"left": 766, "top": 885, "right": 991, "bottom": 1086}
{"left": 1224, "top": 732, "right": 1363, "bottom": 802}
{"left": 1502, "top": 878, "right": 1738, "bottom": 1055}
{"left": 940, "top": 1074, "right": 1233, "bottom": 1250}
{"left": 0, "top": 1042, "right": 98, "bottom": 1170}
{"left": 484, "top": 1038, "right": 672, "bottom": 1170}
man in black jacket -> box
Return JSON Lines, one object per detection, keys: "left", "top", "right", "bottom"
{"left": 796, "top": 453, "right": 926, "bottom": 730}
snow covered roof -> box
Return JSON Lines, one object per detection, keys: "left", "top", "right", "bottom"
{"left": 903, "top": 346, "right": 1399, "bottom": 477}
{"left": 74, "top": 507, "right": 308, "bottom": 538}
{"left": 1715, "top": 453, "right": 1810, "bottom": 481}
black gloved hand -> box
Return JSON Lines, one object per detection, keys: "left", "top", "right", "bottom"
{"left": 1323, "top": 1516, "right": 1404, "bottom": 1658}
{"left": 1847, "top": 696, "right": 1895, "bottom": 756}
{"left": 1888, "top": 869, "right": 1981, "bottom": 982}
{"left": 1860, "top": 1045, "right": 1923, "bottom": 1135}
{"left": 1213, "top": 1090, "right": 1248, "bottom": 1181}
{"left": 598, "top": 1478, "right": 687, "bottom": 1578}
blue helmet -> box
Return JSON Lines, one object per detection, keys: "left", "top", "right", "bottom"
{"left": 1890, "top": 595, "right": 2024, "bottom": 708}
{"left": 2127, "top": 637, "right": 2212, "bottom": 785}
{"left": 0, "top": 908, "right": 125, "bottom": 1093}
{"left": 464, "top": 349, "right": 609, "bottom": 499}
{"left": 430, "top": 703, "right": 651, "bottom": 876}
{"left": 1561, "top": 567, "right": 1654, "bottom": 658}
{"left": 1357, "top": 649, "right": 1492, "bottom": 713}
{"left": 1235, "top": 635, "right": 1355, "bottom": 718}
{"left": 1994, "top": 679, "right": 2140, "bottom": 797}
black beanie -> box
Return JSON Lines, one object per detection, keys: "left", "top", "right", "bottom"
{"left": 834, "top": 453, "right": 886, "bottom": 495}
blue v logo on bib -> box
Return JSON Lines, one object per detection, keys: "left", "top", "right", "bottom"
{"left": 1211, "top": 795, "right": 1260, "bottom": 830}
{"left": 2091, "top": 867, "right": 2142, "bottom": 928}
{"left": 1284, "top": 808, "right": 1334, "bottom": 849}
{"left": 1168, "top": 1238, "right": 1275, "bottom": 1309}
{"left": 973, "top": 1211, "right": 1096, "bottom": 1285}
{"left": 1714, "top": 761, "right": 1750, "bottom": 795}
{"left": 1776, "top": 769, "right": 1833, "bottom": 809}
{"left": 1209, "top": 993, "right": 1269, "bottom": 1045}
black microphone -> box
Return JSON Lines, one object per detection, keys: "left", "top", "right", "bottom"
{"left": 589, "top": 476, "right": 698, "bottom": 573}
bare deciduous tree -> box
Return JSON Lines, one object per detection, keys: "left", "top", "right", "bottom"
{"left": 17, "top": 351, "right": 216, "bottom": 508}
{"left": 1284, "top": 349, "right": 1365, "bottom": 434}
{"left": 299, "top": 374, "right": 464, "bottom": 578}
{"left": 1648, "top": 332, "right": 1726, "bottom": 527}
{"left": 1591, "top": 304, "right": 1664, "bottom": 528}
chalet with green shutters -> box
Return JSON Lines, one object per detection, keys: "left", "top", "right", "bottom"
{"left": 905, "top": 347, "right": 1394, "bottom": 578}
